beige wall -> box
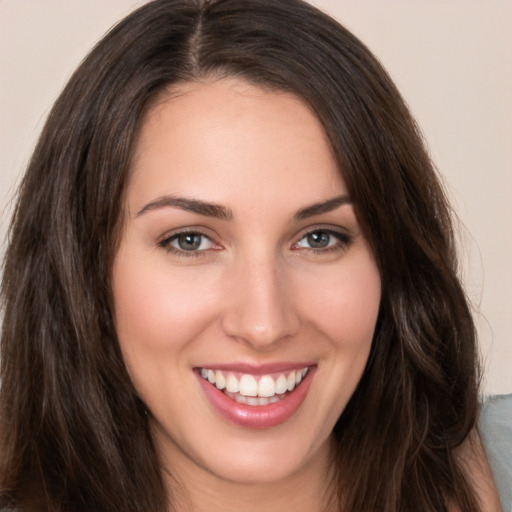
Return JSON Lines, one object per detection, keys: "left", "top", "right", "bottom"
{"left": 1, "top": 0, "right": 511, "bottom": 394}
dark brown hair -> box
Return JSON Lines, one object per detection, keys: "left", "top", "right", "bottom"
{"left": 1, "top": 0, "right": 481, "bottom": 510}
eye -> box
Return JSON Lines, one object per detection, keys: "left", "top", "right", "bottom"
{"left": 158, "top": 231, "right": 217, "bottom": 255}
{"left": 294, "top": 229, "right": 351, "bottom": 251}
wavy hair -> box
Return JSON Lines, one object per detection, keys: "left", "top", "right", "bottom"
{"left": 1, "top": 0, "right": 480, "bottom": 510}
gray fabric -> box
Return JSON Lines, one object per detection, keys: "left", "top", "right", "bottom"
{"left": 480, "top": 394, "right": 512, "bottom": 512}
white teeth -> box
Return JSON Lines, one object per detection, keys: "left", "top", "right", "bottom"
{"left": 226, "top": 374, "right": 239, "bottom": 393}
{"left": 234, "top": 393, "right": 246, "bottom": 404}
{"left": 231, "top": 394, "right": 273, "bottom": 406}
{"left": 257, "top": 375, "right": 276, "bottom": 397}
{"left": 225, "top": 391, "right": 286, "bottom": 407}
{"left": 215, "top": 370, "right": 226, "bottom": 390}
{"left": 200, "top": 367, "right": 310, "bottom": 399}
{"left": 287, "top": 372, "right": 296, "bottom": 391}
{"left": 239, "top": 374, "right": 258, "bottom": 397}
{"left": 275, "top": 374, "right": 288, "bottom": 394}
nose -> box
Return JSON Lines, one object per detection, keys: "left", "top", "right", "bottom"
{"left": 221, "top": 255, "right": 300, "bottom": 350}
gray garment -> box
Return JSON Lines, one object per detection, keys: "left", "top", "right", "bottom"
{"left": 480, "top": 394, "right": 512, "bottom": 512}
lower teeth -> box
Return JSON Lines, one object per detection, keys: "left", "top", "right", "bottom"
{"left": 224, "top": 390, "right": 285, "bottom": 406}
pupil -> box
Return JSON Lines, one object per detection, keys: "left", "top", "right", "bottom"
{"left": 178, "top": 233, "right": 201, "bottom": 250}
{"left": 307, "top": 231, "right": 329, "bottom": 248}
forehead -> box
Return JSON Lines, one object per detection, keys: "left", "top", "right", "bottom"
{"left": 128, "top": 78, "right": 345, "bottom": 212}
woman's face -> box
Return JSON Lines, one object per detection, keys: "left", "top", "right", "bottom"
{"left": 112, "top": 79, "right": 381, "bottom": 486}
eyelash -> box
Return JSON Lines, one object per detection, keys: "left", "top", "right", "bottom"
{"left": 293, "top": 228, "right": 352, "bottom": 254}
{"left": 157, "top": 227, "right": 352, "bottom": 258}
{"left": 157, "top": 229, "right": 217, "bottom": 258}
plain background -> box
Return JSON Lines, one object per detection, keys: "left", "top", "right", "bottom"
{"left": 1, "top": 0, "right": 511, "bottom": 394}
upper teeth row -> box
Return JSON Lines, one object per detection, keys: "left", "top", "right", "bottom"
{"left": 200, "top": 368, "right": 308, "bottom": 398}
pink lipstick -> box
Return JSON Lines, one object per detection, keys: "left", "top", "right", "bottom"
{"left": 196, "top": 364, "right": 315, "bottom": 428}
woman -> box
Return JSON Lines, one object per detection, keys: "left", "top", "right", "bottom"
{"left": 0, "top": 0, "right": 500, "bottom": 510}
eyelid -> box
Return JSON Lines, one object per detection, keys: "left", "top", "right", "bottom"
{"left": 292, "top": 225, "right": 353, "bottom": 251}
{"left": 156, "top": 224, "right": 352, "bottom": 258}
{"left": 157, "top": 227, "right": 222, "bottom": 258}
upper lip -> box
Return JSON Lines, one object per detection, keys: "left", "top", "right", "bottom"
{"left": 195, "top": 361, "right": 315, "bottom": 376}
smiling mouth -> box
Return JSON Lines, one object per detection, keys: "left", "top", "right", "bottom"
{"left": 199, "top": 367, "right": 309, "bottom": 406}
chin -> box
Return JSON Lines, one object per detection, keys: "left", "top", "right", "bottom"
{"left": 204, "top": 449, "right": 316, "bottom": 486}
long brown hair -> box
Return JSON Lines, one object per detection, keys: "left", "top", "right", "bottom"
{"left": 1, "top": 0, "right": 481, "bottom": 510}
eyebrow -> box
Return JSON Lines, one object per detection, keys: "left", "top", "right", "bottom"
{"left": 136, "top": 194, "right": 352, "bottom": 221}
{"left": 293, "top": 195, "right": 352, "bottom": 220}
{"left": 136, "top": 195, "right": 233, "bottom": 220}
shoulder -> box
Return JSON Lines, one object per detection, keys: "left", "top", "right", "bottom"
{"left": 479, "top": 394, "right": 512, "bottom": 512}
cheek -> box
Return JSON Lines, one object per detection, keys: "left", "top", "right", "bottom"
{"left": 299, "top": 255, "right": 381, "bottom": 349}
{"left": 111, "top": 249, "right": 223, "bottom": 358}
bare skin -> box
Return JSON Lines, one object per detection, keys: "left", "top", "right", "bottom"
{"left": 166, "top": 430, "right": 501, "bottom": 512}
{"left": 113, "top": 78, "right": 501, "bottom": 511}
{"left": 164, "top": 435, "right": 335, "bottom": 512}
{"left": 114, "top": 79, "right": 380, "bottom": 511}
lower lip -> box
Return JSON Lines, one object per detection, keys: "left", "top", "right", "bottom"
{"left": 196, "top": 368, "right": 315, "bottom": 429}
